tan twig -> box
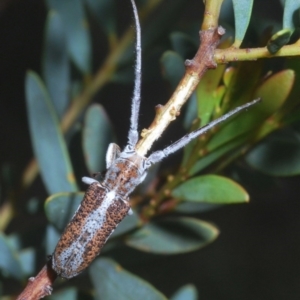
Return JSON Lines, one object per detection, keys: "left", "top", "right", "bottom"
{"left": 136, "top": 27, "right": 225, "bottom": 156}
{"left": 214, "top": 41, "right": 300, "bottom": 63}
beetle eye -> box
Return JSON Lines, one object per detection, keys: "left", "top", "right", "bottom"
{"left": 144, "top": 159, "right": 152, "bottom": 169}
{"left": 125, "top": 144, "right": 135, "bottom": 154}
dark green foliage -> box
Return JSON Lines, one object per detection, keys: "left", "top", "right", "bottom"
{"left": 1, "top": 0, "right": 300, "bottom": 299}
{"left": 25, "top": 71, "right": 78, "bottom": 194}
{"left": 172, "top": 175, "right": 248, "bottom": 204}
{"left": 82, "top": 104, "right": 116, "bottom": 174}
{"left": 125, "top": 217, "right": 219, "bottom": 254}
{"left": 90, "top": 258, "right": 167, "bottom": 300}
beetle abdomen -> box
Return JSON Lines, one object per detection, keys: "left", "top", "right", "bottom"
{"left": 52, "top": 182, "right": 129, "bottom": 279}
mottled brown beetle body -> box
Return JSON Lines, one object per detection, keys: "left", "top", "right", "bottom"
{"left": 51, "top": 0, "right": 260, "bottom": 279}
{"left": 52, "top": 150, "right": 149, "bottom": 278}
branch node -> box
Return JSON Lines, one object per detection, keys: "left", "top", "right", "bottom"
{"left": 217, "top": 26, "right": 225, "bottom": 36}
{"left": 43, "top": 286, "right": 53, "bottom": 296}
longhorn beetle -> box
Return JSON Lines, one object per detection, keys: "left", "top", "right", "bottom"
{"left": 52, "top": 0, "right": 260, "bottom": 278}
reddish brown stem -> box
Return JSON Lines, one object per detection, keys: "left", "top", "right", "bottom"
{"left": 16, "top": 260, "right": 57, "bottom": 300}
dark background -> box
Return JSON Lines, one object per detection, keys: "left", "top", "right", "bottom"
{"left": 1, "top": 0, "right": 300, "bottom": 299}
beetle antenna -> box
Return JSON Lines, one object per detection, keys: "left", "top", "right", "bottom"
{"left": 148, "top": 98, "right": 261, "bottom": 164}
{"left": 128, "top": 0, "right": 142, "bottom": 147}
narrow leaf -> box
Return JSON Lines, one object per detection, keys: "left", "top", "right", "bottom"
{"left": 183, "top": 92, "right": 198, "bottom": 130}
{"left": 19, "top": 248, "right": 35, "bottom": 276}
{"left": 197, "top": 65, "right": 226, "bottom": 126}
{"left": 25, "top": 71, "right": 78, "bottom": 194}
{"left": 182, "top": 65, "right": 226, "bottom": 166}
{"left": 172, "top": 175, "right": 249, "bottom": 204}
{"left": 208, "top": 70, "right": 295, "bottom": 151}
{"left": 223, "top": 66, "right": 236, "bottom": 87}
{"left": 189, "top": 134, "right": 248, "bottom": 176}
{"left": 82, "top": 104, "right": 115, "bottom": 174}
{"left": 45, "top": 192, "right": 84, "bottom": 231}
{"left": 0, "top": 233, "right": 23, "bottom": 280}
{"left": 171, "top": 284, "right": 198, "bottom": 300}
{"left": 283, "top": 59, "right": 300, "bottom": 123}
{"left": 46, "top": 0, "right": 91, "bottom": 74}
{"left": 111, "top": 212, "right": 141, "bottom": 239}
{"left": 175, "top": 202, "right": 221, "bottom": 214}
{"left": 232, "top": 0, "right": 254, "bottom": 47}
{"left": 283, "top": 0, "right": 300, "bottom": 29}
{"left": 246, "top": 129, "right": 300, "bottom": 176}
{"left": 46, "top": 224, "right": 61, "bottom": 255}
{"left": 125, "top": 217, "right": 219, "bottom": 254}
{"left": 43, "top": 11, "right": 70, "bottom": 119}
{"left": 25, "top": 72, "right": 77, "bottom": 192}
{"left": 90, "top": 258, "right": 167, "bottom": 300}
{"left": 267, "top": 29, "right": 292, "bottom": 54}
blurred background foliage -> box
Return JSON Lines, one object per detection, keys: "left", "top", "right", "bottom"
{"left": 1, "top": 0, "right": 300, "bottom": 299}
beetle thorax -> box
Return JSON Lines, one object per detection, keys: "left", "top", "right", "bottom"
{"left": 102, "top": 151, "right": 147, "bottom": 198}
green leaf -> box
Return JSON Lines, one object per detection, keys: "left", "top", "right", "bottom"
{"left": 90, "top": 258, "right": 167, "bottom": 300}
{"left": 0, "top": 233, "right": 23, "bottom": 280}
{"left": 111, "top": 212, "right": 141, "bottom": 239}
{"left": 232, "top": 0, "right": 254, "bottom": 47}
{"left": 43, "top": 11, "right": 70, "bottom": 119}
{"left": 6, "top": 234, "right": 22, "bottom": 251}
{"left": 254, "top": 69, "right": 294, "bottom": 111}
{"left": 183, "top": 92, "right": 198, "bottom": 130}
{"left": 197, "top": 65, "right": 226, "bottom": 126}
{"left": 208, "top": 69, "right": 295, "bottom": 151}
{"left": 172, "top": 175, "right": 249, "bottom": 204}
{"left": 82, "top": 104, "right": 115, "bottom": 174}
{"left": 125, "top": 217, "right": 219, "bottom": 254}
{"left": 46, "top": 0, "right": 91, "bottom": 74}
{"left": 246, "top": 129, "right": 300, "bottom": 176}
{"left": 223, "top": 66, "right": 236, "bottom": 88}
{"left": 49, "top": 287, "right": 77, "bottom": 300}
{"left": 283, "top": 58, "right": 300, "bottom": 122}
{"left": 222, "top": 62, "right": 262, "bottom": 110}
{"left": 267, "top": 29, "right": 293, "bottom": 54}
{"left": 25, "top": 71, "right": 78, "bottom": 194}
{"left": 84, "top": 0, "right": 116, "bottom": 36}
{"left": 19, "top": 248, "right": 35, "bottom": 276}
{"left": 182, "top": 64, "right": 227, "bottom": 166}
{"left": 189, "top": 134, "right": 248, "bottom": 176}
{"left": 160, "top": 51, "right": 185, "bottom": 89}
{"left": 45, "top": 192, "right": 84, "bottom": 231}
{"left": 175, "top": 202, "right": 221, "bottom": 214}
{"left": 171, "top": 284, "right": 198, "bottom": 300}
{"left": 46, "top": 224, "right": 61, "bottom": 254}
{"left": 283, "top": 0, "right": 300, "bottom": 29}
